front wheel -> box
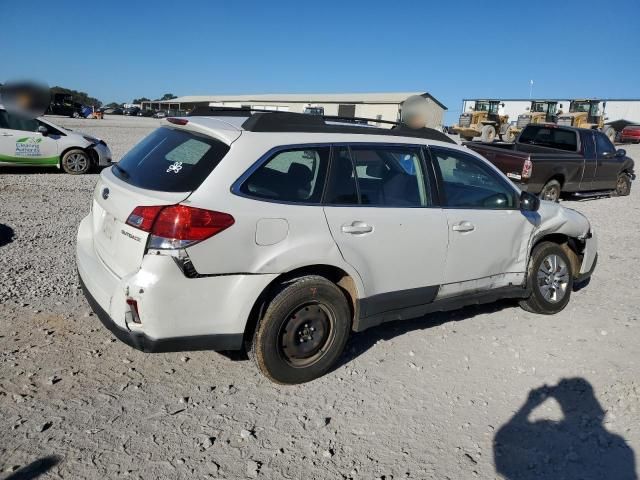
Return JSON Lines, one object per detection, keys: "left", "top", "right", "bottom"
{"left": 615, "top": 173, "right": 631, "bottom": 196}
{"left": 480, "top": 125, "right": 496, "bottom": 143}
{"left": 519, "top": 242, "right": 573, "bottom": 315}
{"left": 501, "top": 129, "right": 516, "bottom": 143}
{"left": 249, "top": 276, "right": 351, "bottom": 384}
{"left": 61, "top": 149, "right": 91, "bottom": 175}
{"left": 539, "top": 179, "right": 561, "bottom": 202}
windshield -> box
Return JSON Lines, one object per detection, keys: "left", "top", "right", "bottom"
{"left": 474, "top": 102, "right": 490, "bottom": 112}
{"left": 570, "top": 102, "right": 592, "bottom": 113}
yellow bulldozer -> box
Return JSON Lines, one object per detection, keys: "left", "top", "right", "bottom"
{"left": 512, "top": 100, "right": 562, "bottom": 136}
{"left": 557, "top": 99, "right": 616, "bottom": 142}
{"left": 453, "top": 100, "right": 513, "bottom": 142}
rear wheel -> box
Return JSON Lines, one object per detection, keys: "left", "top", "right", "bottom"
{"left": 61, "top": 149, "right": 91, "bottom": 175}
{"left": 539, "top": 179, "right": 561, "bottom": 202}
{"left": 480, "top": 125, "right": 496, "bottom": 143}
{"left": 615, "top": 173, "right": 631, "bottom": 196}
{"left": 519, "top": 242, "right": 573, "bottom": 315}
{"left": 249, "top": 276, "right": 351, "bottom": 384}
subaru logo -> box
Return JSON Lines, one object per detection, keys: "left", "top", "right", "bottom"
{"left": 102, "top": 187, "right": 110, "bottom": 200}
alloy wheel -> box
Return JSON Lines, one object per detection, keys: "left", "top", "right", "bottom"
{"left": 537, "top": 254, "right": 569, "bottom": 303}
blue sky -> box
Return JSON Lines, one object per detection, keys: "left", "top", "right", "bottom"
{"left": 1, "top": 0, "right": 638, "bottom": 123}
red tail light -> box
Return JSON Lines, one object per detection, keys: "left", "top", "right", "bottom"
{"left": 126, "top": 205, "right": 234, "bottom": 249}
{"left": 522, "top": 158, "right": 533, "bottom": 180}
{"left": 167, "top": 117, "right": 188, "bottom": 125}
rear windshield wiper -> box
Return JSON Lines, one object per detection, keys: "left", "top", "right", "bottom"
{"left": 113, "top": 164, "right": 130, "bottom": 179}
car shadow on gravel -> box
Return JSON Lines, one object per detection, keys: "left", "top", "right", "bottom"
{"left": 493, "top": 378, "right": 637, "bottom": 479}
{"left": 4, "top": 455, "right": 60, "bottom": 480}
{"left": 336, "top": 299, "right": 515, "bottom": 370}
{"left": 0, "top": 224, "right": 15, "bottom": 247}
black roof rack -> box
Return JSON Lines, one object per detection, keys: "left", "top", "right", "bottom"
{"left": 188, "top": 107, "right": 455, "bottom": 144}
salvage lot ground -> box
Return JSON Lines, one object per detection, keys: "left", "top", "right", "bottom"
{"left": 1, "top": 115, "right": 639, "bottom": 479}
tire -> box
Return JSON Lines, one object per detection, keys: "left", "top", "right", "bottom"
{"left": 603, "top": 126, "right": 616, "bottom": 143}
{"left": 72, "top": 111, "right": 80, "bottom": 119}
{"left": 480, "top": 125, "right": 496, "bottom": 143}
{"left": 519, "top": 242, "right": 573, "bottom": 315}
{"left": 539, "top": 179, "right": 561, "bottom": 202}
{"left": 501, "top": 129, "right": 516, "bottom": 143}
{"left": 249, "top": 275, "right": 351, "bottom": 384}
{"left": 61, "top": 149, "right": 91, "bottom": 175}
{"left": 615, "top": 173, "right": 631, "bottom": 196}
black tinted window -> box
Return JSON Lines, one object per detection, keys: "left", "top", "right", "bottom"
{"left": 324, "top": 147, "right": 359, "bottom": 204}
{"left": 595, "top": 132, "right": 615, "bottom": 155}
{"left": 432, "top": 147, "right": 517, "bottom": 209}
{"left": 240, "top": 147, "right": 330, "bottom": 203}
{"left": 519, "top": 126, "right": 578, "bottom": 151}
{"left": 113, "top": 127, "right": 229, "bottom": 192}
{"left": 350, "top": 146, "right": 429, "bottom": 206}
{"left": 0, "top": 110, "right": 38, "bottom": 132}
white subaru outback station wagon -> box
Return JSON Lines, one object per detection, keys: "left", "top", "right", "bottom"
{"left": 76, "top": 110, "right": 597, "bottom": 384}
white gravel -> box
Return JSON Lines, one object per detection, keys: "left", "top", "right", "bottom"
{"left": 0, "top": 115, "right": 639, "bottom": 479}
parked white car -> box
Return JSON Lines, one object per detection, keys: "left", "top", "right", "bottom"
{"left": 0, "top": 106, "right": 112, "bottom": 174}
{"left": 76, "top": 111, "right": 597, "bottom": 384}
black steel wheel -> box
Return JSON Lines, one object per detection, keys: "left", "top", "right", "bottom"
{"left": 249, "top": 276, "right": 351, "bottom": 384}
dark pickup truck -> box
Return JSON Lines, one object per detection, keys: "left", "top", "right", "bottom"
{"left": 465, "top": 124, "right": 635, "bottom": 200}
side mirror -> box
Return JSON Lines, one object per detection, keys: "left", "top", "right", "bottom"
{"left": 37, "top": 125, "right": 48, "bottom": 136}
{"left": 560, "top": 104, "right": 563, "bottom": 109}
{"left": 616, "top": 149, "right": 626, "bottom": 158}
{"left": 525, "top": 107, "right": 530, "bottom": 111}
{"left": 520, "top": 191, "right": 540, "bottom": 212}
{"left": 501, "top": 103, "right": 505, "bottom": 107}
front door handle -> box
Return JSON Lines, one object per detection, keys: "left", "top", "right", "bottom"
{"left": 1, "top": 132, "right": 12, "bottom": 137}
{"left": 341, "top": 221, "right": 373, "bottom": 235}
{"left": 452, "top": 221, "right": 475, "bottom": 232}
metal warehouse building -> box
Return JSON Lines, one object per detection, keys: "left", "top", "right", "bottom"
{"left": 461, "top": 98, "right": 640, "bottom": 124}
{"left": 142, "top": 92, "right": 447, "bottom": 128}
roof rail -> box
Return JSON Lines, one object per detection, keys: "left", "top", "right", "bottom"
{"left": 188, "top": 106, "right": 454, "bottom": 144}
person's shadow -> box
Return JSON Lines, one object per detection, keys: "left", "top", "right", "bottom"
{"left": 494, "top": 378, "right": 637, "bottom": 479}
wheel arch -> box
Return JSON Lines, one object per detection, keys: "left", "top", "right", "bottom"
{"left": 529, "top": 233, "right": 584, "bottom": 280}
{"left": 242, "top": 264, "right": 361, "bottom": 346}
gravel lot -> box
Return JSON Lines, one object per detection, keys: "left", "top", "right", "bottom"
{"left": 1, "top": 115, "right": 639, "bottom": 479}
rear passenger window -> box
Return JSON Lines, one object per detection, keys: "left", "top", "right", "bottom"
{"left": 240, "top": 147, "right": 330, "bottom": 203}
{"left": 324, "top": 146, "right": 430, "bottom": 207}
{"left": 595, "top": 132, "right": 615, "bottom": 155}
{"left": 350, "top": 146, "right": 428, "bottom": 206}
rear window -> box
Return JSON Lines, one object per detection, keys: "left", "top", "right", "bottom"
{"left": 112, "top": 127, "right": 229, "bottom": 192}
{"left": 518, "top": 126, "right": 578, "bottom": 151}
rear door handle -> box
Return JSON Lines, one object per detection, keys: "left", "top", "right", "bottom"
{"left": 452, "top": 221, "right": 475, "bottom": 232}
{"left": 1, "top": 133, "right": 12, "bottom": 137}
{"left": 341, "top": 221, "right": 373, "bottom": 235}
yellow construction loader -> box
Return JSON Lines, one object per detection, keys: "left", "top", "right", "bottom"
{"left": 557, "top": 99, "right": 616, "bottom": 142}
{"left": 453, "top": 100, "right": 513, "bottom": 142}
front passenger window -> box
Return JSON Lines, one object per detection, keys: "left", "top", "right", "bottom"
{"left": 431, "top": 147, "right": 517, "bottom": 209}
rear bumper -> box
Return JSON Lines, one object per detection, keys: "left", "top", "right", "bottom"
{"left": 76, "top": 213, "right": 277, "bottom": 352}
{"left": 79, "top": 274, "right": 242, "bottom": 352}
